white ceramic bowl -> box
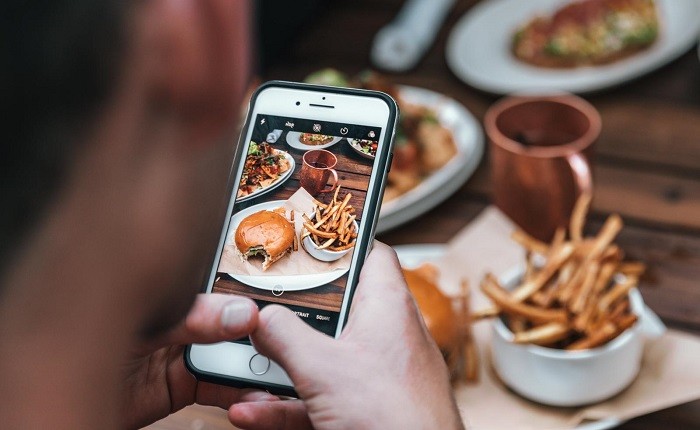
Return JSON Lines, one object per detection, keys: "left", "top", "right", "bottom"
{"left": 302, "top": 221, "right": 358, "bottom": 262}
{"left": 491, "top": 287, "right": 645, "bottom": 407}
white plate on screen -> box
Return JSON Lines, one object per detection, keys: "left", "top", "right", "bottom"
{"left": 377, "top": 85, "right": 484, "bottom": 233}
{"left": 227, "top": 200, "right": 348, "bottom": 291}
{"left": 347, "top": 138, "right": 377, "bottom": 160}
{"left": 285, "top": 131, "right": 343, "bottom": 150}
{"left": 235, "top": 151, "right": 295, "bottom": 204}
{"left": 446, "top": 0, "right": 700, "bottom": 94}
{"left": 393, "top": 244, "right": 622, "bottom": 430}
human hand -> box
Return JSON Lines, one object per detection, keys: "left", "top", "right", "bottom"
{"left": 229, "top": 242, "right": 464, "bottom": 430}
{"left": 121, "top": 294, "right": 279, "bottom": 429}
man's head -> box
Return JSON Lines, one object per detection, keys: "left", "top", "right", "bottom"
{"left": 2, "top": 0, "right": 252, "bottom": 335}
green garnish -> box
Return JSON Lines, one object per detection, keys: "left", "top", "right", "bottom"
{"left": 545, "top": 39, "right": 565, "bottom": 56}
{"left": 248, "top": 141, "right": 260, "bottom": 156}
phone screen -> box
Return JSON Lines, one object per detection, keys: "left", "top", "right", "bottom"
{"left": 212, "top": 114, "right": 383, "bottom": 337}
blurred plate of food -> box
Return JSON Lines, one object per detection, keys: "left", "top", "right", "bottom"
{"left": 380, "top": 83, "right": 483, "bottom": 232}
{"left": 393, "top": 243, "right": 623, "bottom": 430}
{"left": 236, "top": 142, "right": 295, "bottom": 203}
{"left": 306, "top": 70, "right": 484, "bottom": 233}
{"left": 347, "top": 138, "right": 378, "bottom": 159}
{"left": 286, "top": 131, "right": 343, "bottom": 150}
{"left": 446, "top": 0, "right": 700, "bottom": 94}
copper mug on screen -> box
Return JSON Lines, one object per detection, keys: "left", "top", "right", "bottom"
{"left": 485, "top": 94, "right": 601, "bottom": 241}
{"left": 300, "top": 149, "right": 339, "bottom": 196}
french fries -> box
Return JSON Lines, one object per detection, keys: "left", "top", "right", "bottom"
{"left": 475, "top": 194, "right": 645, "bottom": 350}
{"left": 302, "top": 186, "right": 358, "bottom": 252}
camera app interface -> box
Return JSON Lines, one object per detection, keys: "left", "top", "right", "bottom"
{"left": 213, "top": 114, "right": 381, "bottom": 336}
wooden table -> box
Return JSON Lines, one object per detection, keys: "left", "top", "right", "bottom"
{"left": 148, "top": 0, "right": 700, "bottom": 428}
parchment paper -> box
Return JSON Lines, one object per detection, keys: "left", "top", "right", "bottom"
{"left": 218, "top": 188, "right": 351, "bottom": 276}
{"left": 430, "top": 207, "right": 700, "bottom": 429}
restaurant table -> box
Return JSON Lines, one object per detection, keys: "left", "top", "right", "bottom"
{"left": 147, "top": 1, "right": 700, "bottom": 428}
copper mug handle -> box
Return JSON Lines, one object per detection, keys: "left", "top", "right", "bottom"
{"left": 566, "top": 152, "right": 593, "bottom": 199}
{"left": 318, "top": 169, "right": 339, "bottom": 194}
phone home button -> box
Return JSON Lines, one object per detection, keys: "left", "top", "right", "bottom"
{"left": 249, "top": 353, "right": 271, "bottom": 376}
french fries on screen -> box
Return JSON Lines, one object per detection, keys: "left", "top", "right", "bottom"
{"left": 476, "top": 193, "right": 645, "bottom": 350}
{"left": 302, "top": 186, "right": 358, "bottom": 252}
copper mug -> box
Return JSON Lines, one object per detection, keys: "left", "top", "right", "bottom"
{"left": 300, "top": 149, "right": 339, "bottom": 196}
{"left": 485, "top": 94, "right": 601, "bottom": 241}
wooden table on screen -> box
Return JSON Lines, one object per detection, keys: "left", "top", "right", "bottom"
{"left": 148, "top": 1, "right": 700, "bottom": 428}
{"left": 213, "top": 131, "right": 371, "bottom": 313}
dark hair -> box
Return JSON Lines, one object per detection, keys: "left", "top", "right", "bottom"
{"left": 1, "top": 2, "right": 125, "bottom": 275}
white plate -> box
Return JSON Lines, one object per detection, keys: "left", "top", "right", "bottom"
{"left": 392, "top": 243, "right": 622, "bottom": 430}
{"left": 285, "top": 131, "right": 343, "bottom": 150}
{"left": 227, "top": 200, "right": 348, "bottom": 291}
{"left": 446, "top": 0, "right": 700, "bottom": 94}
{"left": 348, "top": 138, "right": 376, "bottom": 160}
{"left": 235, "top": 151, "right": 295, "bottom": 204}
{"left": 377, "top": 85, "right": 484, "bottom": 233}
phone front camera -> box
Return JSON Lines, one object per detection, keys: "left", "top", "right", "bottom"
{"left": 296, "top": 101, "right": 301, "bottom": 106}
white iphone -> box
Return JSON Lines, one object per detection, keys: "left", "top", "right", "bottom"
{"left": 186, "top": 81, "right": 398, "bottom": 396}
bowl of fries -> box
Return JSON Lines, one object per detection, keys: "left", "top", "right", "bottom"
{"left": 490, "top": 279, "right": 645, "bottom": 407}
{"left": 301, "top": 188, "right": 358, "bottom": 262}
{"left": 302, "top": 220, "right": 358, "bottom": 262}
{"left": 479, "top": 195, "right": 648, "bottom": 406}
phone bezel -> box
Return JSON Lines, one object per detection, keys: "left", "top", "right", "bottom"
{"left": 185, "top": 81, "right": 398, "bottom": 396}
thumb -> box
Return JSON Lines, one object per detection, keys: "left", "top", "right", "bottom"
{"left": 251, "top": 305, "right": 335, "bottom": 382}
{"left": 154, "top": 294, "right": 258, "bottom": 349}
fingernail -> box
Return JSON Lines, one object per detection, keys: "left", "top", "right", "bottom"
{"left": 221, "top": 300, "right": 253, "bottom": 329}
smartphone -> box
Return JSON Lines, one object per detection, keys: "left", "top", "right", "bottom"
{"left": 186, "top": 81, "right": 397, "bottom": 396}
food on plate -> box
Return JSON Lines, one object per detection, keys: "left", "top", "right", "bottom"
{"left": 235, "top": 209, "right": 295, "bottom": 271}
{"left": 512, "top": 0, "right": 659, "bottom": 68}
{"left": 305, "top": 69, "right": 458, "bottom": 202}
{"left": 299, "top": 132, "right": 334, "bottom": 146}
{"left": 403, "top": 264, "right": 478, "bottom": 383}
{"left": 349, "top": 139, "right": 378, "bottom": 158}
{"left": 238, "top": 141, "right": 291, "bottom": 198}
{"left": 475, "top": 193, "right": 645, "bottom": 350}
{"left": 302, "top": 186, "right": 358, "bottom": 252}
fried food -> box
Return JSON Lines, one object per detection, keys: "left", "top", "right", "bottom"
{"left": 475, "top": 193, "right": 644, "bottom": 350}
{"left": 301, "top": 186, "right": 358, "bottom": 253}
{"left": 403, "top": 264, "right": 478, "bottom": 383}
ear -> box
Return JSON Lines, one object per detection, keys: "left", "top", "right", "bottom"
{"left": 139, "top": 0, "right": 253, "bottom": 140}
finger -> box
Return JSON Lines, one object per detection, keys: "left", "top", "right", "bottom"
{"left": 228, "top": 399, "right": 312, "bottom": 430}
{"left": 160, "top": 294, "right": 258, "bottom": 347}
{"left": 251, "top": 305, "right": 336, "bottom": 383}
{"left": 196, "top": 382, "right": 279, "bottom": 410}
{"left": 344, "top": 242, "right": 421, "bottom": 337}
